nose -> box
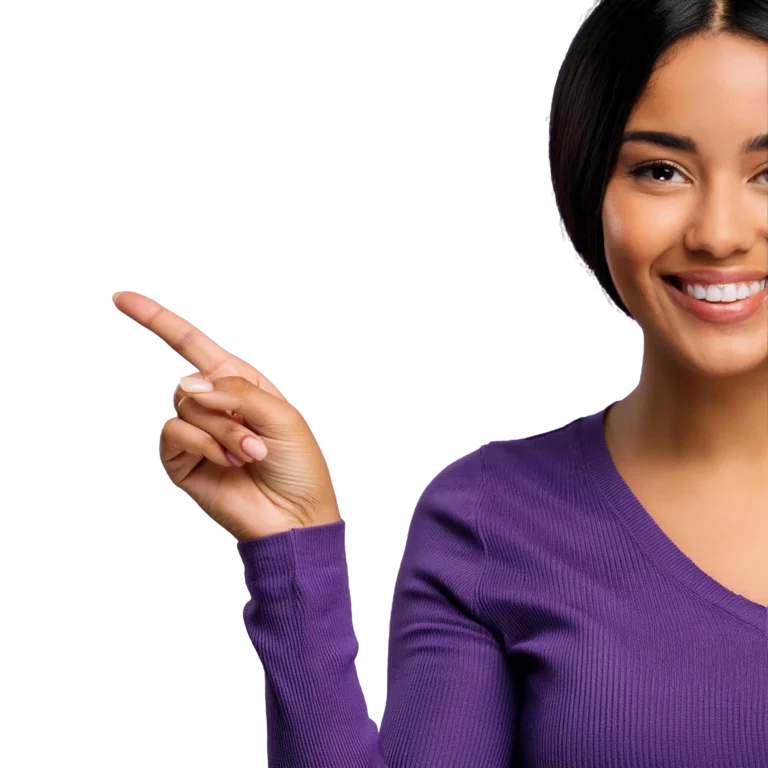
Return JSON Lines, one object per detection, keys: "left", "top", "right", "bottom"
{"left": 683, "top": 176, "right": 766, "bottom": 258}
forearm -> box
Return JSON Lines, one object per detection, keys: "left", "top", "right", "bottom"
{"left": 239, "top": 520, "right": 386, "bottom": 767}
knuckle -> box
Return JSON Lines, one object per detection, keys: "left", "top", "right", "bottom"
{"left": 285, "top": 402, "right": 305, "bottom": 427}
{"left": 203, "top": 357, "right": 230, "bottom": 380}
{"left": 223, "top": 381, "right": 249, "bottom": 413}
{"left": 226, "top": 375, "right": 254, "bottom": 394}
{"left": 177, "top": 396, "right": 193, "bottom": 414}
{"left": 171, "top": 326, "right": 199, "bottom": 357}
{"left": 219, "top": 418, "right": 241, "bottom": 442}
{"left": 201, "top": 431, "right": 219, "bottom": 448}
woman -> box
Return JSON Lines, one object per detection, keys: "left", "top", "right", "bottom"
{"left": 113, "top": 0, "right": 768, "bottom": 764}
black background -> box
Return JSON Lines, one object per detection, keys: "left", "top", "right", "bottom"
{"left": 99, "top": 3, "right": 640, "bottom": 765}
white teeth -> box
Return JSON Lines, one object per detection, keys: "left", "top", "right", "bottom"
{"left": 681, "top": 279, "right": 767, "bottom": 303}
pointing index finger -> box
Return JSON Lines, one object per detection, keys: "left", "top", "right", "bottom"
{"left": 112, "top": 291, "right": 234, "bottom": 378}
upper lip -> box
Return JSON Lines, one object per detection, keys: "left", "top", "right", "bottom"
{"left": 662, "top": 269, "right": 768, "bottom": 285}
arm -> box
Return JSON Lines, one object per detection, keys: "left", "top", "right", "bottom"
{"left": 237, "top": 444, "right": 518, "bottom": 767}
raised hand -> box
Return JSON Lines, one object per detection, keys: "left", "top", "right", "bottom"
{"left": 112, "top": 291, "right": 342, "bottom": 541}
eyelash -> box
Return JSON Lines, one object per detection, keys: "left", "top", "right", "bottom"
{"left": 629, "top": 161, "right": 768, "bottom": 186}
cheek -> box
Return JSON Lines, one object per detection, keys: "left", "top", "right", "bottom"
{"left": 601, "top": 183, "right": 680, "bottom": 314}
{"left": 602, "top": 191, "right": 648, "bottom": 294}
{"left": 602, "top": 185, "right": 682, "bottom": 267}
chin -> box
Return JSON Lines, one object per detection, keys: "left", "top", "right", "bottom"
{"left": 663, "top": 330, "right": 768, "bottom": 379}
{"left": 627, "top": 284, "right": 768, "bottom": 378}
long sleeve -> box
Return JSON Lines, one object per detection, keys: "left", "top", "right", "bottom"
{"left": 236, "top": 444, "right": 518, "bottom": 767}
{"left": 240, "top": 402, "right": 768, "bottom": 766}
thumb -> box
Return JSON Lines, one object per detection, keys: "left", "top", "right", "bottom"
{"left": 176, "top": 371, "right": 254, "bottom": 428}
{"left": 178, "top": 375, "right": 300, "bottom": 439}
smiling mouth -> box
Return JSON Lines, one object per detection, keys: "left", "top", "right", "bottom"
{"left": 660, "top": 273, "right": 768, "bottom": 309}
{"left": 661, "top": 275, "right": 768, "bottom": 293}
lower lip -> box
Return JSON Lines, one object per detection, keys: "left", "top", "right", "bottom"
{"left": 662, "top": 278, "right": 768, "bottom": 324}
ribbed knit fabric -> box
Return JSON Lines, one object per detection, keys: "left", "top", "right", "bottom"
{"left": 236, "top": 401, "right": 768, "bottom": 767}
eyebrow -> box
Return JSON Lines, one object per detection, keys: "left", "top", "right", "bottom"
{"left": 621, "top": 131, "right": 768, "bottom": 154}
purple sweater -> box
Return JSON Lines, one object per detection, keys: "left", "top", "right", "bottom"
{"left": 236, "top": 401, "right": 768, "bottom": 766}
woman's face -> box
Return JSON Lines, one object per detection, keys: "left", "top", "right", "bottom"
{"left": 602, "top": 32, "right": 768, "bottom": 377}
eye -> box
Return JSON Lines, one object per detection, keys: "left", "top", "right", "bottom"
{"left": 629, "top": 161, "right": 688, "bottom": 184}
{"left": 752, "top": 168, "right": 768, "bottom": 186}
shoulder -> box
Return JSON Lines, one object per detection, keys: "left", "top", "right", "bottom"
{"left": 417, "top": 443, "right": 486, "bottom": 516}
{"left": 392, "top": 444, "right": 487, "bottom": 616}
{"left": 406, "top": 412, "right": 588, "bottom": 551}
{"left": 483, "top": 414, "right": 583, "bottom": 483}
{"left": 480, "top": 414, "right": 587, "bottom": 529}
{"left": 413, "top": 413, "right": 586, "bottom": 532}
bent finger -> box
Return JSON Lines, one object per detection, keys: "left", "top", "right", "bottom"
{"left": 177, "top": 396, "right": 269, "bottom": 463}
{"left": 160, "top": 416, "right": 241, "bottom": 470}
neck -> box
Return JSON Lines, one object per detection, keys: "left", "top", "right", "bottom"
{"left": 607, "top": 341, "right": 768, "bottom": 477}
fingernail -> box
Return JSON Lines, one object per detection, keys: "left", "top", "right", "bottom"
{"left": 225, "top": 449, "right": 245, "bottom": 467}
{"left": 112, "top": 292, "right": 123, "bottom": 302}
{"left": 242, "top": 436, "right": 268, "bottom": 460}
{"left": 180, "top": 376, "right": 213, "bottom": 392}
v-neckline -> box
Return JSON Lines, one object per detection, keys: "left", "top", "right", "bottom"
{"left": 576, "top": 401, "right": 768, "bottom": 635}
